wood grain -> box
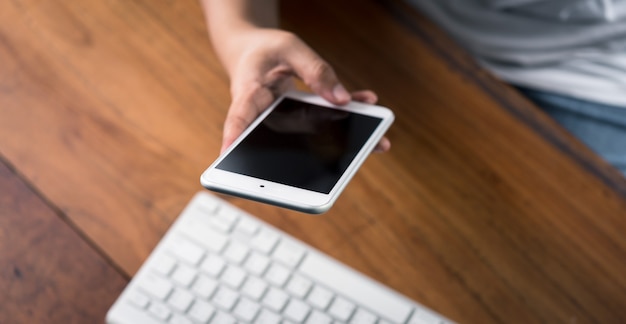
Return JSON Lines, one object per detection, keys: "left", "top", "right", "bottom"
{"left": 0, "top": 0, "right": 625, "bottom": 323}
{"left": 0, "top": 160, "right": 127, "bottom": 323}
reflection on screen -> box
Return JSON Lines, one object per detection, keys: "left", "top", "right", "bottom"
{"left": 216, "top": 98, "right": 382, "bottom": 194}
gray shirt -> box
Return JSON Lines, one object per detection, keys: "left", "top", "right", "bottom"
{"left": 407, "top": 0, "right": 626, "bottom": 106}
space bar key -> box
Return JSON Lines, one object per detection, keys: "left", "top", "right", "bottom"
{"left": 298, "top": 252, "right": 413, "bottom": 323}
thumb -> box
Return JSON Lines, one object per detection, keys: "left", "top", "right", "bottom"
{"left": 286, "top": 40, "right": 351, "bottom": 105}
{"left": 221, "top": 88, "right": 275, "bottom": 153}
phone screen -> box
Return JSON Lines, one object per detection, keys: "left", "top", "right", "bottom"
{"left": 216, "top": 98, "right": 383, "bottom": 194}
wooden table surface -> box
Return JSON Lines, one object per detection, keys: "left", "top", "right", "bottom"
{"left": 2, "top": 0, "right": 625, "bottom": 323}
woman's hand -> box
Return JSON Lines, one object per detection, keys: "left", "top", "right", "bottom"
{"left": 219, "top": 29, "right": 390, "bottom": 153}
{"left": 200, "top": 1, "right": 389, "bottom": 153}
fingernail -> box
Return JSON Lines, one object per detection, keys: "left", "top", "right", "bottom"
{"left": 333, "top": 84, "right": 350, "bottom": 103}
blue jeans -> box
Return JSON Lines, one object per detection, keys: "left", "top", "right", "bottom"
{"left": 516, "top": 87, "right": 626, "bottom": 176}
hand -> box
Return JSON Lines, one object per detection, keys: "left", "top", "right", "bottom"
{"left": 220, "top": 29, "right": 390, "bottom": 153}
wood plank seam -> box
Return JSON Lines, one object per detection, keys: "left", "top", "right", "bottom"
{"left": 0, "top": 152, "right": 130, "bottom": 281}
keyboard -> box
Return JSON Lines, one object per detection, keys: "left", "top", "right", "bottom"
{"left": 106, "top": 192, "right": 454, "bottom": 324}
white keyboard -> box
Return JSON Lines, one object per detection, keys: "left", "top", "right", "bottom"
{"left": 106, "top": 192, "right": 454, "bottom": 324}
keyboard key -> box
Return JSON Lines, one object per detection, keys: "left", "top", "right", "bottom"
{"left": 350, "top": 308, "right": 378, "bottom": 324}
{"left": 167, "top": 288, "right": 194, "bottom": 312}
{"left": 168, "top": 236, "right": 205, "bottom": 266}
{"left": 251, "top": 229, "right": 279, "bottom": 254}
{"left": 191, "top": 274, "right": 218, "bottom": 299}
{"left": 170, "top": 314, "right": 193, "bottom": 324}
{"left": 139, "top": 273, "right": 173, "bottom": 300}
{"left": 188, "top": 299, "right": 215, "bottom": 323}
{"left": 211, "top": 311, "right": 237, "bottom": 324}
{"left": 127, "top": 291, "right": 150, "bottom": 309}
{"left": 283, "top": 299, "right": 311, "bottom": 323}
{"left": 212, "top": 286, "right": 239, "bottom": 311}
{"left": 216, "top": 205, "right": 240, "bottom": 223}
{"left": 305, "top": 310, "right": 332, "bottom": 324}
{"left": 307, "top": 286, "right": 334, "bottom": 310}
{"left": 232, "top": 297, "right": 261, "bottom": 322}
{"left": 286, "top": 275, "right": 312, "bottom": 299}
{"left": 153, "top": 254, "right": 177, "bottom": 276}
{"left": 220, "top": 265, "right": 247, "bottom": 289}
{"left": 180, "top": 219, "right": 228, "bottom": 252}
{"left": 210, "top": 213, "right": 237, "bottom": 233}
{"left": 272, "top": 239, "right": 306, "bottom": 268}
{"left": 241, "top": 276, "right": 268, "bottom": 301}
{"left": 243, "top": 252, "right": 270, "bottom": 276}
{"left": 264, "top": 263, "right": 291, "bottom": 287}
{"left": 147, "top": 302, "right": 171, "bottom": 321}
{"left": 223, "top": 241, "right": 249, "bottom": 264}
{"left": 171, "top": 264, "right": 197, "bottom": 287}
{"left": 328, "top": 296, "right": 356, "bottom": 321}
{"left": 209, "top": 204, "right": 239, "bottom": 233}
{"left": 255, "top": 309, "right": 281, "bottom": 324}
{"left": 235, "top": 216, "right": 260, "bottom": 236}
{"left": 408, "top": 308, "right": 446, "bottom": 324}
{"left": 262, "top": 287, "right": 289, "bottom": 312}
{"left": 200, "top": 254, "right": 226, "bottom": 277}
{"left": 195, "top": 197, "right": 220, "bottom": 215}
{"left": 170, "top": 314, "right": 194, "bottom": 324}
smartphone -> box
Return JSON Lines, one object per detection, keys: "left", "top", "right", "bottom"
{"left": 200, "top": 90, "right": 394, "bottom": 214}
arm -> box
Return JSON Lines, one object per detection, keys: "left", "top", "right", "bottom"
{"left": 200, "top": 0, "right": 386, "bottom": 152}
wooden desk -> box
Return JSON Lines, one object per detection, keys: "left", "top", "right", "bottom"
{"left": 1, "top": 0, "right": 625, "bottom": 323}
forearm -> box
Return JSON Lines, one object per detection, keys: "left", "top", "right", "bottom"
{"left": 200, "top": 0, "right": 279, "bottom": 75}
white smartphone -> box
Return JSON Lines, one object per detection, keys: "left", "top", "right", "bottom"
{"left": 200, "top": 90, "right": 394, "bottom": 214}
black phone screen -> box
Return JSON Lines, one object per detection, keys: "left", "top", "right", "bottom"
{"left": 216, "top": 98, "right": 383, "bottom": 194}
